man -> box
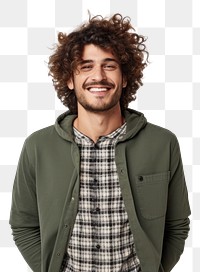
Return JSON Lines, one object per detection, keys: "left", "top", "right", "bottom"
{"left": 10, "top": 14, "right": 190, "bottom": 272}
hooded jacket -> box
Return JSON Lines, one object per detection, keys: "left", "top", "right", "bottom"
{"left": 9, "top": 109, "right": 191, "bottom": 272}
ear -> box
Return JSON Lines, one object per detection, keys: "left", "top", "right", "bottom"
{"left": 122, "top": 76, "right": 127, "bottom": 88}
{"left": 67, "top": 78, "right": 74, "bottom": 90}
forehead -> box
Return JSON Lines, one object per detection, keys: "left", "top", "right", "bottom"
{"left": 81, "top": 44, "right": 117, "bottom": 62}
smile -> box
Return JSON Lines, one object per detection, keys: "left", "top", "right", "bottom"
{"left": 87, "top": 87, "right": 111, "bottom": 92}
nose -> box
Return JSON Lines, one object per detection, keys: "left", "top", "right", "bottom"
{"left": 91, "top": 66, "right": 106, "bottom": 81}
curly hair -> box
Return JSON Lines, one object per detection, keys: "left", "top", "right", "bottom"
{"left": 48, "top": 13, "right": 149, "bottom": 114}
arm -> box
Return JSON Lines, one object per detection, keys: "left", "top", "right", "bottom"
{"left": 161, "top": 136, "right": 191, "bottom": 271}
{"left": 161, "top": 217, "right": 190, "bottom": 271}
{"left": 9, "top": 141, "right": 41, "bottom": 272}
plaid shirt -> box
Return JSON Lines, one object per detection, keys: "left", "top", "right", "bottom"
{"left": 60, "top": 123, "right": 141, "bottom": 272}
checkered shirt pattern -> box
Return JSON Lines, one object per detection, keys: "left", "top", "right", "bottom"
{"left": 60, "top": 123, "right": 141, "bottom": 272}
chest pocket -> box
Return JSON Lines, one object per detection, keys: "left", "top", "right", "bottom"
{"left": 136, "top": 171, "right": 170, "bottom": 220}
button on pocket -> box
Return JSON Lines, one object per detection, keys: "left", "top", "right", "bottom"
{"left": 138, "top": 176, "right": 143, "bottom": 181}
{"left": 136, "top": 171, "right": 170, "bottom": 220}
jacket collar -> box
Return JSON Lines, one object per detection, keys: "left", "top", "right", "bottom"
{"left": 55, "top": 108, "right": 147, "bottom": 142}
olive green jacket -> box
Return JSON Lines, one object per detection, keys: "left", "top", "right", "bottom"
{"left": 9, "top": 109, "right": 191, "bottom": 272}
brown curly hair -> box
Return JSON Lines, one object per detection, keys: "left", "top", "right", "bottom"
{"left": 48, "top": 13, "right": 149, "bottom": 114}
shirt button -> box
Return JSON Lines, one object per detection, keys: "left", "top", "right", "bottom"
{"left": 93, "top": 179, "right": 98, "bottom": 184}
{"left": 138, "top": 176, "right": 143, "bottom": 181}
{"left": 95, "top": 207, "right": 100, "bottom": 213}
{"left": 71, "top": 197, "right": 75, "bottom": 201}
{"left": 96, "top": 244, "right": 101, "bottom": 250}
{"left": 94, "top": 143, "right": 99, "bottom": 149}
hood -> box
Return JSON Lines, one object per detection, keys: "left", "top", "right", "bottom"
{"left": 55, "top": 111, "right": 77, "bottom": 142}
{"left": 123, "top": 108, "right": 147, "bottom": 141}
{"left": 54, "top": 108, "right": 147, "bottom": 142}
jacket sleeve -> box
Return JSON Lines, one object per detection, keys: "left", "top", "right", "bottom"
{"left": 161, "top": 135, "right": 191, "bottom": 271}
{"left": 9, "top": 140, "right": 41, "bottom": 272}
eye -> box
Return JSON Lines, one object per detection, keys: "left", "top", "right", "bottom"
{"left": 104, "top": 63, "right": 118, "bottom": 70}
{"left": 80, "top": 65, "right": 93, "bottom": 71}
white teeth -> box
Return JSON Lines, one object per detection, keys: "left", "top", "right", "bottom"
{"left": 89, "top": 87, "right": 109, "bottom": 92}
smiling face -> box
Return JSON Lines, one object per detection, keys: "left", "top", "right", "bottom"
{"left": 67, "top": 44, "right": 127, "bottom": 114}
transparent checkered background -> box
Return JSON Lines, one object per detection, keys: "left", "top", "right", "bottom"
{"left": 0, "top": 0, "right": 199, "bottom": 271}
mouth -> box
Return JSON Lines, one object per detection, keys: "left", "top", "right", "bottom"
{"left": 87, "top": 86, "right": 111, "bottom": 92}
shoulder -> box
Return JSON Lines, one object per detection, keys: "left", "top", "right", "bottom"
{"left": 146, "top": 122, "right": 175, "bottom": 136}
{"left": 27, "top": 125, "right": 56, "bottom": 140}
{"left": 143, "top": 122, "right": 179, "bottom": 146}
{"left": 24, "top": 125, "right": 58, "bottom": 150}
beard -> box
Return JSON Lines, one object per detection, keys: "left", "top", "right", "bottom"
{"left": 74, "top": 80, "right": 122, "bottom": 113}
{"left": 75, "top": 89, "right": 122, "bottom": 113}
{"left": 77, "top": 93, "right": 121, "bottom": 113}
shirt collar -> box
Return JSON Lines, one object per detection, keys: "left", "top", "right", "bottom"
{"left": 73, "top": 122, "right": 127, "bottom": 143}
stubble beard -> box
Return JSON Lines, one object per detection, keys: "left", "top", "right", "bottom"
{"left": 75, "top": 89, "right": 122, "bottom": 114}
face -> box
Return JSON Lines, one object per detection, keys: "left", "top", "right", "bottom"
{"left": 67, "top": 44, "right": 127, "bottom": 114}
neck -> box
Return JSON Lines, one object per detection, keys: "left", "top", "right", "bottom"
{"left": 74, "top": 105, "right": 124, "bottom": 143}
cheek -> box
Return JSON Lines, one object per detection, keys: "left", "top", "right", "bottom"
{"left": 116, "top": 75, "right": 125, "bottom": 87}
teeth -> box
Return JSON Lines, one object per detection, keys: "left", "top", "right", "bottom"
{"left": 89, "top": 87, "right": 109, "bottom": 92}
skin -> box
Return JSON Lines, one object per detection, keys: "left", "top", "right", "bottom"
{"left": 67, "top": 44, "right": 127, "bottom": 143}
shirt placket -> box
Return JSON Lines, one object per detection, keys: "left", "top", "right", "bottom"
{"left": 89, "top": 142, "right": 101, "bottom": 271}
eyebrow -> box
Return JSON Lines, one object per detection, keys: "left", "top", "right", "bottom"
{"left": 79, "top": 58, "right": 119, "bottom": 65}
